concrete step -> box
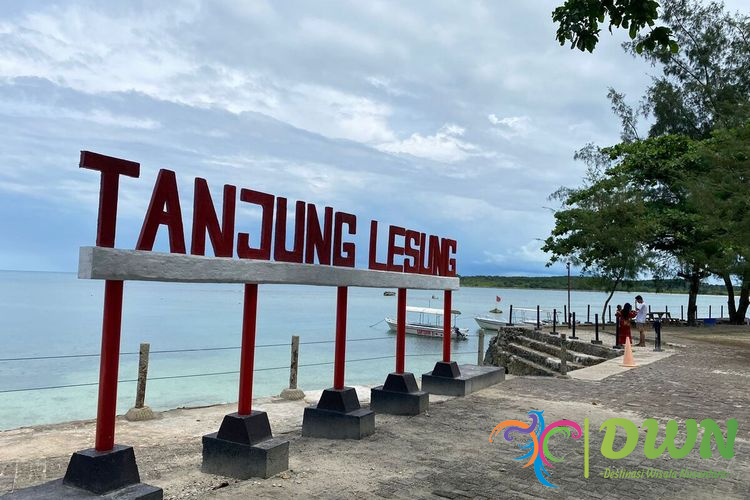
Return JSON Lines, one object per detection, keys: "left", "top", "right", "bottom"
{"left": 502, "top": 353, "right": 558, "bottom": 377}
{"left": 506, "top": 343, "right": 583, "bottom": 373}
{"left": 519, "top": 329, "right": 618, "bottom": 359}
{"left": 512, "top": 335, "right": 606, "bottom": 367}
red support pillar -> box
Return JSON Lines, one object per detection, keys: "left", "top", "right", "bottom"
{"left": 95, "top": 280, "right": 124, "bottom": 452}
{"left": 238, "top": 283, "right": 258, "bottom": 415}
{"left": 395, "top": 288, "right": 406, "bottom": 374}
{"left": 333, "top": 286, "right": 348, "bottom": 390}
{"left": 443, "top": 290, "right": 452, "bottom": 363}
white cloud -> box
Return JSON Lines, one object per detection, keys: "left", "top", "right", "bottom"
{"left": 488, "top": 114, "right": 533, "bottom": 139}
{"left": 0, "top": 0, "right": 660, "bottom": 274}
{"left": 377, "top": 124, "right": 489, "bottom": 163}
{"left": 0, "top": 3, "right": 398, "bottom": 146}
{"left": 481, "top": 240, "right": 548, "bottom": 267}
{"left": 366, "top": 76, "right": 410, "bottom": 97}
{"left": 517, "top": 240, "right": 549, "bottom": 263}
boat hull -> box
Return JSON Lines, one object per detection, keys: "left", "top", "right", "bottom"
{"left": 474, "top": 316, "right": 508, "bottom": 331}
{"left": 475, "top": 315, "right": 549, "bottom": 330}
{"left": 385, "top": 318, "right": 468, "bottom": 339}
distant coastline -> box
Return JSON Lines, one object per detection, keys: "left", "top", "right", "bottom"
{"left": 459, "top": 275, "right": 728, "bottom": 296}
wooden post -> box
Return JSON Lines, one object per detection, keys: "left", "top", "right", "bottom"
{"left": 125, "top": 342, "right": 155, "bottom": 421}
{"left": 536, "top": 305, "right": 541, "bottom": 330}
{"left": 591, "top": 314, "right": 602, "bottom": 345}
{"left": 289, "top": 335, "right": 300, "bottom": 389}
{"left": 477, "top": 330, "right": 485, "bottom": 366}
{"left": 135, "top": 343, "right": 149, "bottom": 409}
{"left": 559, "top": 334, "right": 569, "bottom": 378}
{"left": 507, "top": 304, "right": 514, "bottom": 326}
{"left": 551, "top": 308, "right": 558, "bottom": 335}
{"left": 281, "top": 335, "right": 305, "bottom": 400}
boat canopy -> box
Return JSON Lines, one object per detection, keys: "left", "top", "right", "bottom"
{"left": 406, "top": 306, "right": 461, "bottom": 315}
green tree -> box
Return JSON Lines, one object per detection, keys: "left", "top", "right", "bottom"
{"left": 628, "top": 0, "right": 750, "bottom": 139}
{"left": 543, "top": 144, "right": 653, "bottom": 324}
{"left": 553, "top": 0, "right": 678, "bottom": 53}
{"left": 605, "top": 134, "right": 713, "bottom": 325}
{"left": 553, "top": 1, "right": 750, "bottom": 325}
{"left": 689, "top": 125, "right": 750, "bottom": 323}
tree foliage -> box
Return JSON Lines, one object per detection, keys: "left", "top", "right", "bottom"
{"left": 553, "top": 0, "right": 678, "bottom": 53}
{"left": 459, "top": 275, "right": 729, "bottom": 295}
{"left": 628, "top": 0, "right": 750, "bottom": 138}
{"left": 542, "top": 143, "right": 654, "bottom": 321}
{"left": 689, "top": 125, "right": 750, "bottom": 321}
{"left": 547, "top": 126, "right": 750, "bottom": 325}
{"left": 604, "top": 135, "right": 713, "bottom": 324}
{"left": 549, "top": 0, "right": 750, "bottom": 325}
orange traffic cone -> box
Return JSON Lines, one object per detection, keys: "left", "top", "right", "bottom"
{"left": 622, "top": 337, "right": 637, "bottom": 367}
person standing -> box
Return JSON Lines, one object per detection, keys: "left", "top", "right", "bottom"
{"left": 614, "top": 304, "right": 623, "bottom": 347}
{"left": 635, "top": 295, "right": 647, "bottom": 346}
{"left": 617, "top": 303, "right": 637, "bottom": 346}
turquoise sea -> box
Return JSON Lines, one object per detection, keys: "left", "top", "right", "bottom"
{"left": 0, "top": 270, "right": 732, "bottom": 430}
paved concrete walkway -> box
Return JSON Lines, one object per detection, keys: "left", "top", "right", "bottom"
{"left": 1, "top": 327, "right": 748, "bottom": 499}
{"left": 569, "top": 346, "right": 674, "bottom": 381}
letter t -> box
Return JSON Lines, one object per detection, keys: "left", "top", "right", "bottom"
{"left": 80, "top": 151, "right": 140, "bottom": 248}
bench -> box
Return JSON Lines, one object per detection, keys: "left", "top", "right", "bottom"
{"left": 648, "top": 311, "right": 677, "bottom": 324}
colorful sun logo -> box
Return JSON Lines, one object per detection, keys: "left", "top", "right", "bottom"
{"left": 490, "top": 410, "right": 582, "bottom": 487}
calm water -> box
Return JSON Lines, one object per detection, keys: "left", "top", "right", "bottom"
{"left": 0, "top": 270, "right": 731, "bottom": 430}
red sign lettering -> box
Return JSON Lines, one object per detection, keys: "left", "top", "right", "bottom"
{"left": 82, "top": 151, "right": 458, "bottom": 276}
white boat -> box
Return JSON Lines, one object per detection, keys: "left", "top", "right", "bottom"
{"left": 386, "top": 306, "right": 469, "bottom": 340}
{"left": 474, "top": 316, "right": 508, "bottom": 331}
{"left": 475, "top": 308, "right": 555, "bottom": 330}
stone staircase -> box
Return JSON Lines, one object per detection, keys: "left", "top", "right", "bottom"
{"left": 483, "top": 326, "right": 618, "bottom": 377}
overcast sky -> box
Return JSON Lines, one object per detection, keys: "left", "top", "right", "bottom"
{"left": 2, "top": 1, "right": 740, "bottom": 275}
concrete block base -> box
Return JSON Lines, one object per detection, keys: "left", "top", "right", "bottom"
{"left": 5, "top": 444, "right": 162, "bottom": 499}
{"left": 201, "top": 411, "right": 289, "bottom": 479}
{"left": 202, "top": 434, "right": 289, "bottom": 479}
{"left": 431, "top": 361, "right": 461, "bottom": 378}
{"left": 371, "top": 372, "right": 428, "bottom": 415}
{"left": 215, "top": 411, "right": 272, "bottom": 444}
{"left": 3, "top": 479, "right": 162, "bottom": 500}
{"left": 302, "top": 387, "right": 375, "bottom": 439}
{"left": 422, "top": 364, "right": 505, "bottom": 397}
{"left": 60, "top": 445, "right": 160, "bottom": 498}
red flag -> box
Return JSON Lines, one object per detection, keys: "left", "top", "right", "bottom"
{"left": 496, "top": 296, "right": 502, "bottom": 302}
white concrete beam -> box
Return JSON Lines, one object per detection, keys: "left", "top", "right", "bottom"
{"left": 78, "top": 247, "right": 460, "bottom": 290}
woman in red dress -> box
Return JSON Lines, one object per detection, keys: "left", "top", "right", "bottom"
{"left": 617, "top": 302, "right": 637, "bottom": 345}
